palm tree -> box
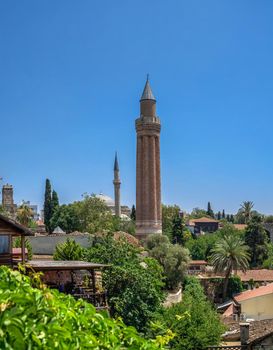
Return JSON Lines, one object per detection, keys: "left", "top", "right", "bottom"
{"left": 210, "top": 234, "right": 250, "bottom": 301}
{"left": 16, "top": 204, "right": 33, "bottom": 227}
{"left": 240, "top": 201, "right": 254, "bottom": 224}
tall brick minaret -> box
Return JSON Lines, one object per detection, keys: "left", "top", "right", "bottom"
{"left": 135, "top": 76, "right": 162, "bottom": 239}
{"left": 113, "top": 152, "right": 121, "bottom": 217}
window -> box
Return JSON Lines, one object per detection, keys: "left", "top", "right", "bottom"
{"left": 0, "top": 235, "right": 10, "bottom": 254}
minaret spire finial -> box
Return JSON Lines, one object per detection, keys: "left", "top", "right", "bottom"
{"left": 114, "top": 151, "right": 119, "bottom": 171}
{"left": 140, "top": 75, "right": 156, "bottom": 101}
{"left": 113, "top": 152, "right": 121, "bottom": 217}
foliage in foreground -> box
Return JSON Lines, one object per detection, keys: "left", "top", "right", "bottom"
{"left": 85, "top": 234, "right": 165, "bottom": 332}
{"left": 0, "top": 266, "right": 166, "bottom": 350}
{"left": 150, "top": 276, "right": 225, "bottom": 350}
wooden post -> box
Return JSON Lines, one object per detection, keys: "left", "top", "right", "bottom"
{"left": 91, "top": 269, "right": 96, "bottom": 295}
{"left": 21, "top": 235, "right": 26, "bottom": 263}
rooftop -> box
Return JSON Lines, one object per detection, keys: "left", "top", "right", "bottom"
{"left": 27, "top": 260, "right": 109, "bottom": 271}
{"left": 234, "top": 283, "right": 273, "bottom": 302}
{"left": 235, "top": 269, "right": 273, "bottom": 282}
{"left": 189, "top": 260, "right": 207, "bottom": 265}
{"left": 188, "top": 217, "right": 219, "bottom": 224}
{"left": 223, "top": 319, "right": 273, "bottom": 345}
{"left": 0, "top": 213, "right": 34, "bottom": 236}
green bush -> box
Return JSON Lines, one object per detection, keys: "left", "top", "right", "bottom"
{"left": 0, "top": 266, "right": 166, "bottom": 349}
{"left": 151, "top": 276, "right": 225, "bottom": 350}
{"left": 85, "top": 233, "right": 165, "bottom": 332}
{"left": 146, "top": 234, "right": 190, "bottom": 290}
{"left": 53, "top": 238, "right": 85, "bottom": 260}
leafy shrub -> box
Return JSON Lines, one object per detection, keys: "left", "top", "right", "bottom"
{"left": 53, "top": 238, "right": 85, "bottom": 260}
{"left": 151, "top": 276, "right": 225, "bottom": 350}
{"left": 146, "top": 234, "right": 190, "bottom": 290}
{"left": 85, "top": 233, "right": 165, "bottom": 332}
{"left": 0, "top": 266, "right": 166, "bottom": 349}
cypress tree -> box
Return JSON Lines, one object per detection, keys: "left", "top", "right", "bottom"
{"left": 226, "top": 214, "right": 230, "bottom": 222}
{"left": 207, "top": 202, "right": 214, "bottom": 218}
{"left": 172, "top": 215, "right": 183, "bottom": 244}
{"left": 51, "top": 190, "right": 59, "bottom": 214}
{"left": 222, "top": 209, "right": 226, "bottom": 219}
{"left": 230, "top": 214, "right": 235, "bottom": 223}
{"left": 217, "top": 211, "right": 221, "bottom": 220}
{"left": 50, "top": 190, "right": 59, "bottom": 232}
{"left": 130, "top": 205, "right": 136, "bottom": 221}
{"left": 44, "top": 179, "right": 52, "bottom": 232}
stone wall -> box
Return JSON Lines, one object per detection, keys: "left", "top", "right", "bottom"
{"left": 28, "top": 234, "right": 91, "bottom": 255}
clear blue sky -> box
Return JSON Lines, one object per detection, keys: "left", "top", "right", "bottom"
{"left": 1, "top": 1, "right": 273, "bottom": 215}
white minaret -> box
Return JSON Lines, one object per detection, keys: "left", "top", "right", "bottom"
{"left": 113, "top": 152, "right": 121, "bottom": 217}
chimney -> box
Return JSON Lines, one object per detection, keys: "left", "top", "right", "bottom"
{"left": 240, "top": 323, "right": 250, "bottom": 345}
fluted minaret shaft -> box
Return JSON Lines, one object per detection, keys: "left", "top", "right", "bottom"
{"left": 135, "top": 77, "right": 162, "bottom": 240}
{"left": 113, "top": 153, "right": 121, "bottom": 217}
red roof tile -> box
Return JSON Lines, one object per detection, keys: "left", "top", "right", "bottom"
{"left": 236, "top": 269, "right": 273, "bottom": 282}
{"left": 234, "top": 283, "right": 273, "bottom": 302}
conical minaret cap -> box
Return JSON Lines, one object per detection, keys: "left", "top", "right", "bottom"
{"left": 140, "top": 75, "right": 156, "bottom": 101}
{"left": 114, "top": 152, "right": 119, "bottom": 171}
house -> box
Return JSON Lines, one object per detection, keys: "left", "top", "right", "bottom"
{"left": 188, "top": 260, "right": 207, "bottom": 275}
{"left": 221, "top": 319, "right": 273, "bottom": 349}
{"left": 187, "top": 217, "right": 219, "bottom": 234}
{"left": 236, "top": 269, "right": 273, "bottom": 289}
{"left": 233, "top": 283, "right": 273, "bottom": 321}
{"left": 0, "top": 213, "right": 33, "bottom": 266}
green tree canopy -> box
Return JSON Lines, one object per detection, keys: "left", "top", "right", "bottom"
{"left": 210, "top": 234, "right": 250, "bottom": 300}
{"left": 51, "top": 190, "right": 59, "bottom": 215}
{"left": 206, "top": 202, "right": 214, "bottom": 218}
{"left": 130, "top": 204, "right": 136, "bottom": 221}
{"left": 146, "top": 233, "right": 190, "bottom": 290}
{"left": 16, "top": 204, "right": 34, "bottom": 227}
{"left": 50, "top": 204, "right": 81, "bottom": 233}
{"left": 44, "top": 178, "right": 52, "bottom": 232}
{"left": 84, "top": 233, "right": 165, "bottom": 332}
{"left": 162, "top": 204, "right": 181, "bottom": 237}
{"left": 238, "top": 201, "right": 254, "bottom": 224}
{"left": 245, "top": 215, "right": 269, "bottom": 267}
{"left": 151, "top": 276, "right": 225, "bottom": 350}
{"left": 190, "top": 207, "right": 208, "bottom": 219}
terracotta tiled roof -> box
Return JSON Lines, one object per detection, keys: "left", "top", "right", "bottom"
{"left": 236, "top": 269, "right": 273, "bottom": 282}
{"left": 234, "top": 283, "right": 273, "bottom": 302}
{"left": 189, "top": 260, "right": 207, "bottom": 265}
{"left": 223, "top": 319, "right": 273, "bottom": 345}
{"left": 188, "top": 217, "right": 219, "bottom": 224}
{"left": 113, "top": 232, "right": 140, "bottom": 247}
{"left": 223, "top": 303, "right": 235, "bottom": 317}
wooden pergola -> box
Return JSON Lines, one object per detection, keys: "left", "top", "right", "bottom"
{"left": 27, "top": 260, "right": 109, "bottom": 310}
{"left": 0, "top": 213, "right": 33, "bottom": 266}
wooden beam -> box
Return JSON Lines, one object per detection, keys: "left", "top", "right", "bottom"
{"left": 21, "top": 235, "right": 26, "bottom": 263}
